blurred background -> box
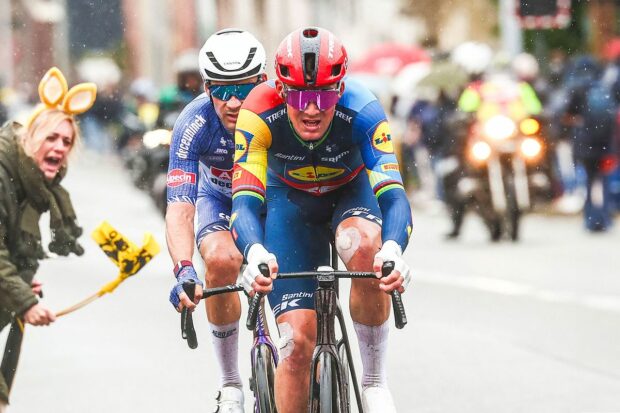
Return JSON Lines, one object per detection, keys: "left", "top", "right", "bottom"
{"left": 2, "top": 1, "right": 620, "bottom": 412}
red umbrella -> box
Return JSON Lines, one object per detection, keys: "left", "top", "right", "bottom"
{"left": 349, "top": 43, "right": 430, "bottom": 76}
{"left": 603, "top": 37, "right": 620, "bottom": 60}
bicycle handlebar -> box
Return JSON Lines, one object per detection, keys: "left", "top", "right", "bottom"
{"left": 245, "top": 261, "right": 408, "bottom": 330}
{"left": 180, "top": 282, "right": 246, "bottom": 349}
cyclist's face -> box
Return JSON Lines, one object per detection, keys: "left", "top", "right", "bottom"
{"left": 34, "top": 119, "right": 74, "bottom": 180}
{"left": 208, "top": 76, "right": 261, "bottom": 132}
{"left": 277, "top": 81, "right": 344, "bottom": 142}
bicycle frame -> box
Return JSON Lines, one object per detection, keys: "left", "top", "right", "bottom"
{"left": 310, "top": 272, "right": 358, "bottom": 412}
{"left": 252, "top": 263, "right": 404, "bottom": 413}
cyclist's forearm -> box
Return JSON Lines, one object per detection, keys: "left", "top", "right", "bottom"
{"left": 378, "top": 188, "right": 412, "bottom": 251}
{"left": 230, "top": 195, "right": 264, "bottom": 258}
{"left": 165, "top": 202, "right": 197, "bottom": 264}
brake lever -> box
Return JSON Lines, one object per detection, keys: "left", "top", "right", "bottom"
{"left": 382, "top": 261, "right": 407, "bottom": 329}
{"left": 181, "top": 280, "right": 198, "bottom": 349}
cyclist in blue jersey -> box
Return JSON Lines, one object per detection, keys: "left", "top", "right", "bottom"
{"left": 231, "top": 27, "right": 412, "bottom": 413}
{"left": 166, "top": 29, "right": 266, "bottom": 412}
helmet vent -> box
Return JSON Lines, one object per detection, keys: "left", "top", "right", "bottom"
{"left": 279, "top": 64, "right": 289, "bottom": 78}
{"left": 302, "top": 28, "right": 319, "bottom": 38}
{"left": 331, "top": 64, "right": 342, "bottom": 77}
{"left": 303, "top": 53, "right": 317, "bottom": 84}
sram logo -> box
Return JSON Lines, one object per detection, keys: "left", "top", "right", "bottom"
{"left": 166, "top": 169, "right": 196, "bottom": 187}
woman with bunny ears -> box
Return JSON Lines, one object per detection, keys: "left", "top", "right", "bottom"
{"left": 0, "top": 67, "right": 96, "bottom": 408}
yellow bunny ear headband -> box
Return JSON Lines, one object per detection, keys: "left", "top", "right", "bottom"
{"left": 26, "top": 67, "right": 98, "bottom": 128}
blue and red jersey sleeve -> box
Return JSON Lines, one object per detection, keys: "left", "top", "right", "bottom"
{"left": 351, "top": 93, "right": 412, "bottom": 251}
{"left": 230, "top": 83, "right": 279, "bottom": 257}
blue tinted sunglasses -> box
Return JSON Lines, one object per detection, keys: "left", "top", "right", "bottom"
{"left": 208, "top": 82, "right": 259, "bottom": 101}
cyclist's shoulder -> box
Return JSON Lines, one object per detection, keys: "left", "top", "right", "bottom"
{"left": 172, "top": 94, "right": 222, "bottom": 139}
{"left": 339, "top": 76, "right": 379, "bottom": 113}
{"left": 176, "top": 93, "right": 215, "bottom": 122}
{"left": 241, "top": 80, "right": 284, "bottom": 116}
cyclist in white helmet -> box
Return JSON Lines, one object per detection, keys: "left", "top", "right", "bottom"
{"left": 166, "top": 28, "right": 266, "bottom": 413}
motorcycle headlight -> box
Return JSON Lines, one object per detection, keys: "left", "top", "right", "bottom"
{"left": 519, "top": 118, "right": 540, "bottom": 135}
{"left": 521, "top": 137, "right": 542, "bottom": 158}
{"left": 143, "top": 129, "right": 172, "bottom": 149}
{"left": 483, "top": 115, "right": 516, "bottom": 140}
{"left": 471, "top": 141, "right": 491, "bottom": 161}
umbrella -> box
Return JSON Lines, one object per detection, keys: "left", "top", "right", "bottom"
{"left": 417, "top": 61, "right": 468, "bottom": 95}
{"left": 603, "top": 37, "right": 620, "bottom": 60}
{"left": 391, "top": 62, "right": 432, "bottom": 97}
{"left": 349, "top": 43, "right": 430, "bottom": 77}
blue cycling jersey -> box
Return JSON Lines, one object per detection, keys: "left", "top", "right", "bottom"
{"left": 166, "top": 93, "right": 235, "bottom": 205}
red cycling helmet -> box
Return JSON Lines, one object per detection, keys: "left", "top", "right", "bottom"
{"left": 275, "top": 27, "right": 348, "bottom": 88}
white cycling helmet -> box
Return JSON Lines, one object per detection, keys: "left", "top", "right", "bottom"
{"left": 451, "top": 41, "right": 493, "bottom": 76}
{"left": 198, "top": 28, "right": 266, "bottom": 82}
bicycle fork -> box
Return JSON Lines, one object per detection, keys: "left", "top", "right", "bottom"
{"left": 309, "top": 275, "right": 351, "bottom": 412}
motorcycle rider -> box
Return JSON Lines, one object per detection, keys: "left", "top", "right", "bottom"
{"left": 157, "top": 49, "right": 204, "bottom": 129}
{"left": 454, "top": 45, "right": 544, "bottom": 241}
{"left": 165, "top": 29, "right": 266, "bottom": 412}
{"left": 443, "top": 42, "right": 502, "bottom": 240}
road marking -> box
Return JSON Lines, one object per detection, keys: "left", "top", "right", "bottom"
{"left": 414, "top": 269, "right": 620, "bottom": 314}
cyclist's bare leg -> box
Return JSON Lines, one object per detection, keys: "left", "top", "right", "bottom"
{"left": 335, "top": 217, "right": 389, "bottom": 325}
{"left": 199, "top": 231, "right": 244, "bottom": 388}
{"left": 274, "top": 309, "right": 317, "bottom": 413}
{"left": 336, "top": 217, "right": 395, "bottom": 407}
{"left": 199, "top": 231, "right": 243, "bottom": 323}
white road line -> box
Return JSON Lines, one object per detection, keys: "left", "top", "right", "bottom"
{"left": 414, "top": 269, "right": 620, "bottom": 313}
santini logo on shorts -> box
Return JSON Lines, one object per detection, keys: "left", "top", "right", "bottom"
{"left": 166, "top": 169, "right": 197, "bottom": 187}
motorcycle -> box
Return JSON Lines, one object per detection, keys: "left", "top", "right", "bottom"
{"left": 140, "top": 128, "right": 172, "bottom": 216}
{"left": 459, "top": 114, "right": 551, "bottom": 240}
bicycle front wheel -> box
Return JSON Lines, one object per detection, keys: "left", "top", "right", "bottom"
{"left": 311, "top": 352, "right": 347, "bottom": 413}
{"left": 253, "top": 344, "right": 277, "bottom": 413}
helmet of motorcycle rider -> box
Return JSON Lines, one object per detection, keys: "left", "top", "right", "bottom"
{"left": 198, "top": 28, "right": 266, "bottom": 83}
{"left": 275, "top": 27, "right": 348, "bottom": 88}
{"left": 511, "top": 52, "right": 539, "bottom": 82}
{"left": 451, "top": 41, "right": 493, "bottom": 77}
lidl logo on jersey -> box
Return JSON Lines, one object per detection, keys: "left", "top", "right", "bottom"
{"left": 166, "top": 169, "right": 196, "bottom": 187}
{"left": 371, "top": 121, "right": 393, "bottom": 153}
{"left": 381, "top": 163, "right": 399, "bottom": 172}
{"left": 234, "top": 131, "right": 249, "bottom": 162}
{"left": 288, "top": 166, "right": 344, "bottom": 181}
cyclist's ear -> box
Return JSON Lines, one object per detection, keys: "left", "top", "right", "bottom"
{"left": 203, "top": 81, "right": 210, "bottom": 94}
{"left": 275, "top": 80, "right": 285, "bottom": 100}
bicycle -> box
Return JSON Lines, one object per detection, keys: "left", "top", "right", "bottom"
{"left": 180, "top": 281, "right": 279, "bottom": 413}
{"left": 246, "top": 261, "right": 407, "bottom": 413}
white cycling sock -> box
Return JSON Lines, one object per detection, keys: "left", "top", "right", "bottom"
{"left": 353, "top": 320, "right": 389, "bottom": 388}
{"left": 209, "top": 320, "right": 242, "bottom": 388}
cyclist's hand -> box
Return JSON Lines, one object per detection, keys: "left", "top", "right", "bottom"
{"left": 243, "top": 244, "right": 278, "bottom": 295}
{"left": 24, "top": 303, "right": 56, "bottom": 326}
{"left": 373, "top": 240, "right": 411, "bottom": 294}
{"left": 169, "top": 263, "right": 203, "bottom": 312}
